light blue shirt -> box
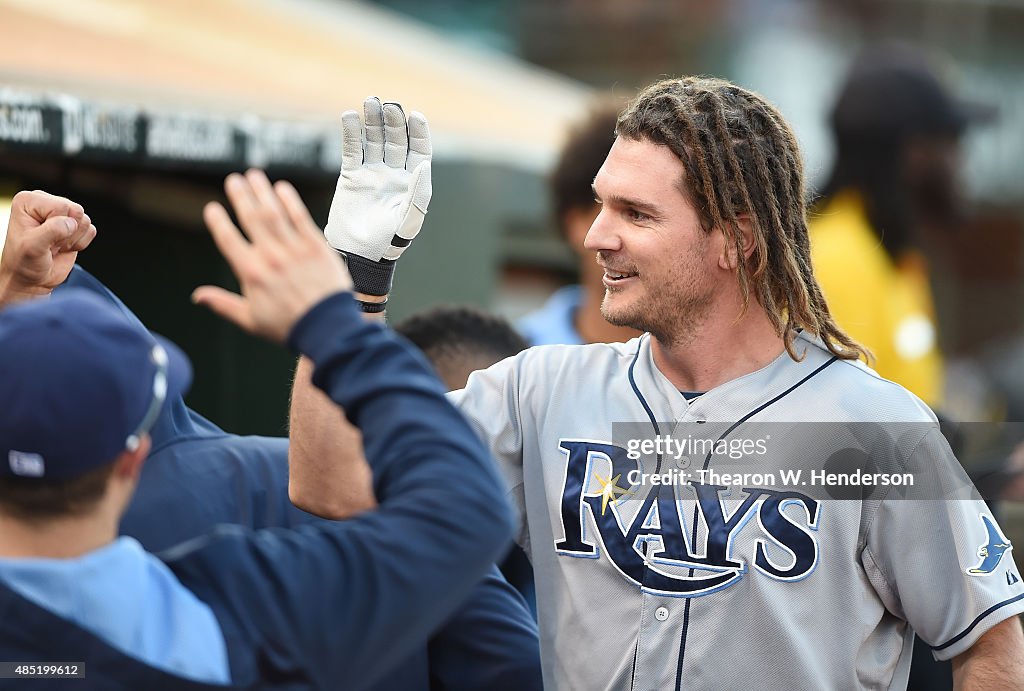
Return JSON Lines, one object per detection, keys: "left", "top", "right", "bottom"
{"left": 0, "top": 536, "right": 230, "bottom": 684}
{"left": 517, "top": 285, "right": 584, "bottom": 346}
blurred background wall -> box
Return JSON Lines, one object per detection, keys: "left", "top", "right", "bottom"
{"left": 1, "top": 0, "right": 1022, "bottom": 443}
{"left": 0, "top": 0, "right": 592, "bottom": 433}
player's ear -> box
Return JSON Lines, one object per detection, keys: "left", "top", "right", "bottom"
{"left": 113, "top": 435, "right": 150, "bottom": 480}
{"left": 718, "top": 215, "right": 755, "bottom": 270}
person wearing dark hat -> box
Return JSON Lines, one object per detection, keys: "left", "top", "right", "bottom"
{"left": 0, "top": 171, "right": 516, "bottom": 688}
{"left": 810, "top": 43, "right": 993, "bottom": 409}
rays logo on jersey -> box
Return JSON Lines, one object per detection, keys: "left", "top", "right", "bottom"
{"left": 554, "top": 440, "right": 820, "bottom": 597}
{"left": 967, "top": 514, "right": 1013, "bottom": 576}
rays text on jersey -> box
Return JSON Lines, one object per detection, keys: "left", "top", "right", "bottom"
{"left": 555, "top": 440, "right": 820, "bottom": 596}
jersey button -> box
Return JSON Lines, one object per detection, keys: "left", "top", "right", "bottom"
{"left": 655, "top": 606, "right": 669, "bottom": 621}
{"left": 675, "top": 456, "right": 690, "bottom": 469}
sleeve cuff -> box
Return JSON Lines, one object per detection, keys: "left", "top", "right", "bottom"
{"left": 286, "top": 291, "right": 362, "bottom": 357}
{"left": 931, "top": 593, "right": 1024, "bottom": 660}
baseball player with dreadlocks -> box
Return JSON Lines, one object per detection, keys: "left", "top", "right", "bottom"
{"left": 290, "top": 77, "right": 1024, "bottom": 689}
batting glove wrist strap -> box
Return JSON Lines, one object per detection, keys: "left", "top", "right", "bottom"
{"left": 324, "top": 97, "right": 431, "bottom": 297}
{"left": 340, "top": 252, "right": 396, "bottom": 296}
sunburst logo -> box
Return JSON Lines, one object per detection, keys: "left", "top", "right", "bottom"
{"left": 592, "top": 471, "right": 633, "bottom": 515}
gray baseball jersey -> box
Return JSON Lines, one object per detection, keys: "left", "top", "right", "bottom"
{"left": 450, "top": 330, "right": 1024, "bottom": 690}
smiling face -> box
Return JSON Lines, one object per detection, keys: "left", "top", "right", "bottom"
{"left": 585, "top": 136, "right": 725, "bottom": 346}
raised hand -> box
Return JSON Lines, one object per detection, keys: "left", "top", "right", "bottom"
{"left": 193, "top": 170, "right": 353, "bottom": 343}
{"left": 324, "top": 97, "right": 431, "bottom": 296}
{"left": 0, "top": 190, "right": 95, "bottom": 306}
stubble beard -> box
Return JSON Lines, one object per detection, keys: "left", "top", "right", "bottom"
{"left": 600, "top": 275, "right": 714, "bottom": 349}
{"left": 598, "top": 232, "right": 716, "bottom": 348}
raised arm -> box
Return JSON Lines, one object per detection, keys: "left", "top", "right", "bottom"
{"left": 288, "top": 98, "right": 430, "bottom": 518}
{"left": 288, "top": 355, "right": 376, "bottom": 517}
{"left": 187, "top": 169, "right": 514, "bottom": 688}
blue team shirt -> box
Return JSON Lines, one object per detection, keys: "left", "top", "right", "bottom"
{"left": 517, "top": 284, "right": 584, "bottom": 346}
{"left": 0, "top": 537, "right": 229, "bottom": 684}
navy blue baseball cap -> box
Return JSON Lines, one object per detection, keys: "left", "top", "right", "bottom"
{"left": 0, "top": 289, "right": 192, "bottom": 480}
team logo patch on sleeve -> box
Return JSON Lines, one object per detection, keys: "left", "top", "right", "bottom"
{"left": 967, "top": 514, "right": 1013, "bottom": 576}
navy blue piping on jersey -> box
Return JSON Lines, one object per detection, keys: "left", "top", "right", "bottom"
{"left": 673, "top": 355, "right": 839, "bottom": 691}
{"left": 628, "top": 335, "right": 664, "bottom": 472}
{"left": 931, "top": 592, "right": 1024, "bottom": 652}
{"left": 627, "top": 336, "right": 663, "bottom": 691}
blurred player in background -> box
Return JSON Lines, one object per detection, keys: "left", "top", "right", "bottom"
{"left": 518, "top": 103, "right": 639, "bottom": 347}
{"left": 394, "top": 305, "right": 536, "bottom": 614}
{"left": 395, "top": 305, "right": 528, "bottom": 390}
{"left": 810, "top": 43, "right": 994, "bottom": 409}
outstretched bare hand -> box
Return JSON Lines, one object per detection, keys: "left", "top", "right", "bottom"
{"left": 193, "top": 169, "right": 353, "bottom": 343}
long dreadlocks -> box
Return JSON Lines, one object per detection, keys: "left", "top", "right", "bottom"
{"left": 616, "top": 76, "right": 867, "bottom": 362}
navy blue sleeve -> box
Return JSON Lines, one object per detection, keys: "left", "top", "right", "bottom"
{"left": 427, "top": 565, "right": 542, "bottom": 691}
{"left": 164, "top": 292, "right": 515, "bottom": 690}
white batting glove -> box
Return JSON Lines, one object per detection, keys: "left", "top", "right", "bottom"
{"left": 324, "top": 97, "right": 431, "bottom": 296}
